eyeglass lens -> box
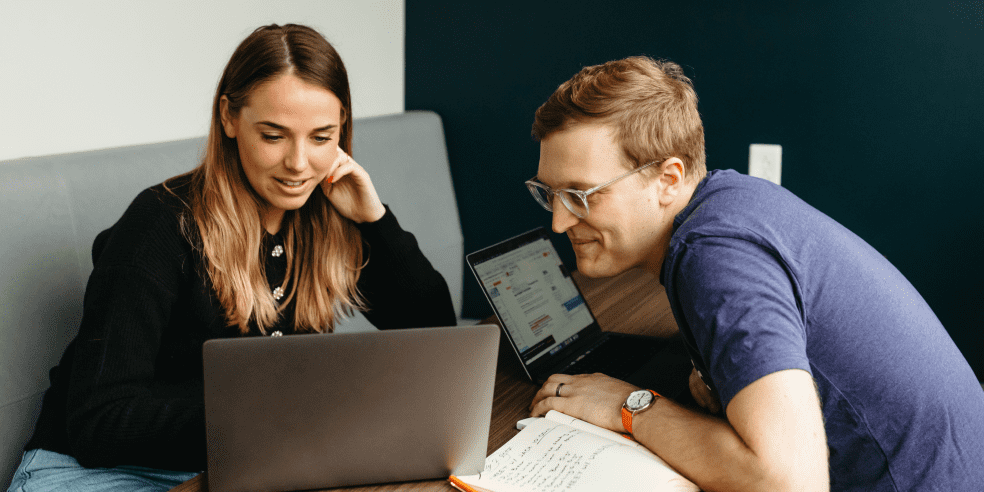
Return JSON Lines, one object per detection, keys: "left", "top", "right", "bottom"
{"left": 528, "top": 184, "right": 588, "bottom": 218}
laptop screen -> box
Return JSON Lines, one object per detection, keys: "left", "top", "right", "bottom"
{"left": 468, "top": 228, "right": 596, "bottom": 366}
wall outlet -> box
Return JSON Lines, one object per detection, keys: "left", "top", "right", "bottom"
{"left": 748, "top": 144, "right": 782, "bottom": 185}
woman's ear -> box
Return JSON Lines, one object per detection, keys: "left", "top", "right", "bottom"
{"left": 219, "top": 96, "right": 237, "bottom": 139}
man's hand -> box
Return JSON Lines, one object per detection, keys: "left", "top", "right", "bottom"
{"left": 529, "top": 373, "right": 641, "bottom": 433}
{"left": 689, "top": 367, "right": 721, "bottom": 414}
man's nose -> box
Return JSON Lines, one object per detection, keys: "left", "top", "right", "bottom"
{"left": 551, "top": 196, "right": 579, "bottom": 233}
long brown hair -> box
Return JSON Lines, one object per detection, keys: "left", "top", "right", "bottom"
{"left": 183, "top": 24, "right": 363, "bottom": 334}
{"left": 532, "top": 56, "right": 707, "bottom": 183}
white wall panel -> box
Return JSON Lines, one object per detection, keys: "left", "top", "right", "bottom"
{"left": 0, "top": 0, "right": 405, "bottom": 161}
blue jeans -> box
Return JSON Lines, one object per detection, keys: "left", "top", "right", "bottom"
{"left": 7, "top": 449, "right": 200, "bottom": 492}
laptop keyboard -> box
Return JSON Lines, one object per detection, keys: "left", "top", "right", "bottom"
{"left": 561, "top": 335, "right": 663, "bottom": 380}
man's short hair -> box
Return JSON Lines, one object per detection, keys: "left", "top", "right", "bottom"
{"left": 532, "top": 56, "right": 707, "bottom": 183}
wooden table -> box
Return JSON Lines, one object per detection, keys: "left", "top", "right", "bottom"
{"left": 170, "top": 267, "right": 679, "bottom": 492}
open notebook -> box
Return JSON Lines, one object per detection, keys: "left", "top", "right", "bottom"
{"left": 452, "top": 410, "right": 698, "bottom": 492}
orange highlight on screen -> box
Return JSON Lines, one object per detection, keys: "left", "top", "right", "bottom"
{"left": 530, "top": 314, "right": 551, "bottom": 332}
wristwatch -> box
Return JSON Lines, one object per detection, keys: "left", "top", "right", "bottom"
{"left": 621, "top": 389, "right": 660, "bottom": 435}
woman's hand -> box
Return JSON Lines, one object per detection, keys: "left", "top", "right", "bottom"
{"left": 320, "top": 147, "right": 386, "bottom": 223}
{"left": 529, "top": 373, "right": 640, "bottom": 433}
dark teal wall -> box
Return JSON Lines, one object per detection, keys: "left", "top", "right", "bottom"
{"left": 406, "top": 1, "right": 984, "bottom": 377}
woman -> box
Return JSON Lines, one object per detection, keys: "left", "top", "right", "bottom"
{"left": 8, "top": 24, "right": 455, "bottom": 492}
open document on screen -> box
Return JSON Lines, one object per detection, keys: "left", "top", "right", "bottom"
{"left": 472, "top": 237, "right": 594, "bottom": 365}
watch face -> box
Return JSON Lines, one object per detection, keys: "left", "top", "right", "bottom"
{"left": 626, "top": 390, "right": 654, "bottom": 411}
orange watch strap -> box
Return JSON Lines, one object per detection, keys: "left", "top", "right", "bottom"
{"left": 622, "top": 389, "right": 659, "bottom": 435}
{"left": 621, "top": 406, "right": 634, "bottom": 434}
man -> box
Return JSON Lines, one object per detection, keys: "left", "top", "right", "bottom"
{"left": 526, "top": 56, "right": 984, "bottom": 491}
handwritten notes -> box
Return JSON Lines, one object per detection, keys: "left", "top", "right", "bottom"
{"left": 456, "top": 412, "right": 698, "bottom": 492}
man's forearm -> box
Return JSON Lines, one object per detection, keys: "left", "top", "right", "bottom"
{"left": 632, "top": 396, "right": 826, "bottom": 492}
{"left": 528, "top": 371, "right": 828, "bottom": 490}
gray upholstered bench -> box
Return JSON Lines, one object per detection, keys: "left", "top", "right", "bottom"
{"left": 0, "top": 110, "right": 464, "bottom": 488}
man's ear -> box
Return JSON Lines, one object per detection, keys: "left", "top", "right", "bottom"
{"left": 657, "top": 157, "right": 687, "bottom": 205}
{"left": 219, "top": 96, "right": 237, "bottom": 139}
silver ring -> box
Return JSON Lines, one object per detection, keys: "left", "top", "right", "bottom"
{"left": 555, "top": 383, "right": 565, "bottom": 397}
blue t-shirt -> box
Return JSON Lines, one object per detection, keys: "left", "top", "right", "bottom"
{"left": 660, "top": 169, "right": 984, "bottom": 491}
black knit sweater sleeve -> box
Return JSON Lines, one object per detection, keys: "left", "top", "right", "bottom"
{"left": 353, "top": 205, "right": 457, "bottom": 329}
{"left": 63, "top": 184, "right": 207, "bottom": 470}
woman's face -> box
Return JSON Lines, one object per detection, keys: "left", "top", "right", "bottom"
{"left": 220, "top": 73, "right": 342, "bottom": 233}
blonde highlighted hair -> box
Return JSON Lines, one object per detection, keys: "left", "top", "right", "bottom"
{"left": 179, "top": 24, "right": 363, "bottom": 334}
{"left": 532, "top": 56, "right": 707, "bottom": 183}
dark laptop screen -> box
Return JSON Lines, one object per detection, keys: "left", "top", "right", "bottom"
{"left": 468, "top": 229, "right": 595, "bottom": 366}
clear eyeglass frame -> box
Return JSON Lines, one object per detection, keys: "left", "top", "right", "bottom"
{"left": 525, "top": 161, "right": 658, "bottom": 218}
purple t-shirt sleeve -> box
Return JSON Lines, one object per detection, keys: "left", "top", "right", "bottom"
{"left": 673, "top": 235, "right": 812, "bottom": 410}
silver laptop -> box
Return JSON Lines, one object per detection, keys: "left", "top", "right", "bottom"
{"left": 203, "top": 324, "right": 499, "bottom": 492}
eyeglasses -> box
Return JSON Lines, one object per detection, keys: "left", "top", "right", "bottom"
{"left": 525, "top": 161, "right": 657, "bottom": 218}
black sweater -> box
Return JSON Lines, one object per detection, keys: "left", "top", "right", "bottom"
{"left": 25, "top": 175, "right": 456, "bottom": 471}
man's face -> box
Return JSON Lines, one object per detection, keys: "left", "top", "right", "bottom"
{"left": 536, "top": 123, "right": 668, "bottom": 278}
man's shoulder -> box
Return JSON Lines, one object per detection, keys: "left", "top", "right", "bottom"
{"left": 672, "top": 169, "right": 838, "bottom": 252}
